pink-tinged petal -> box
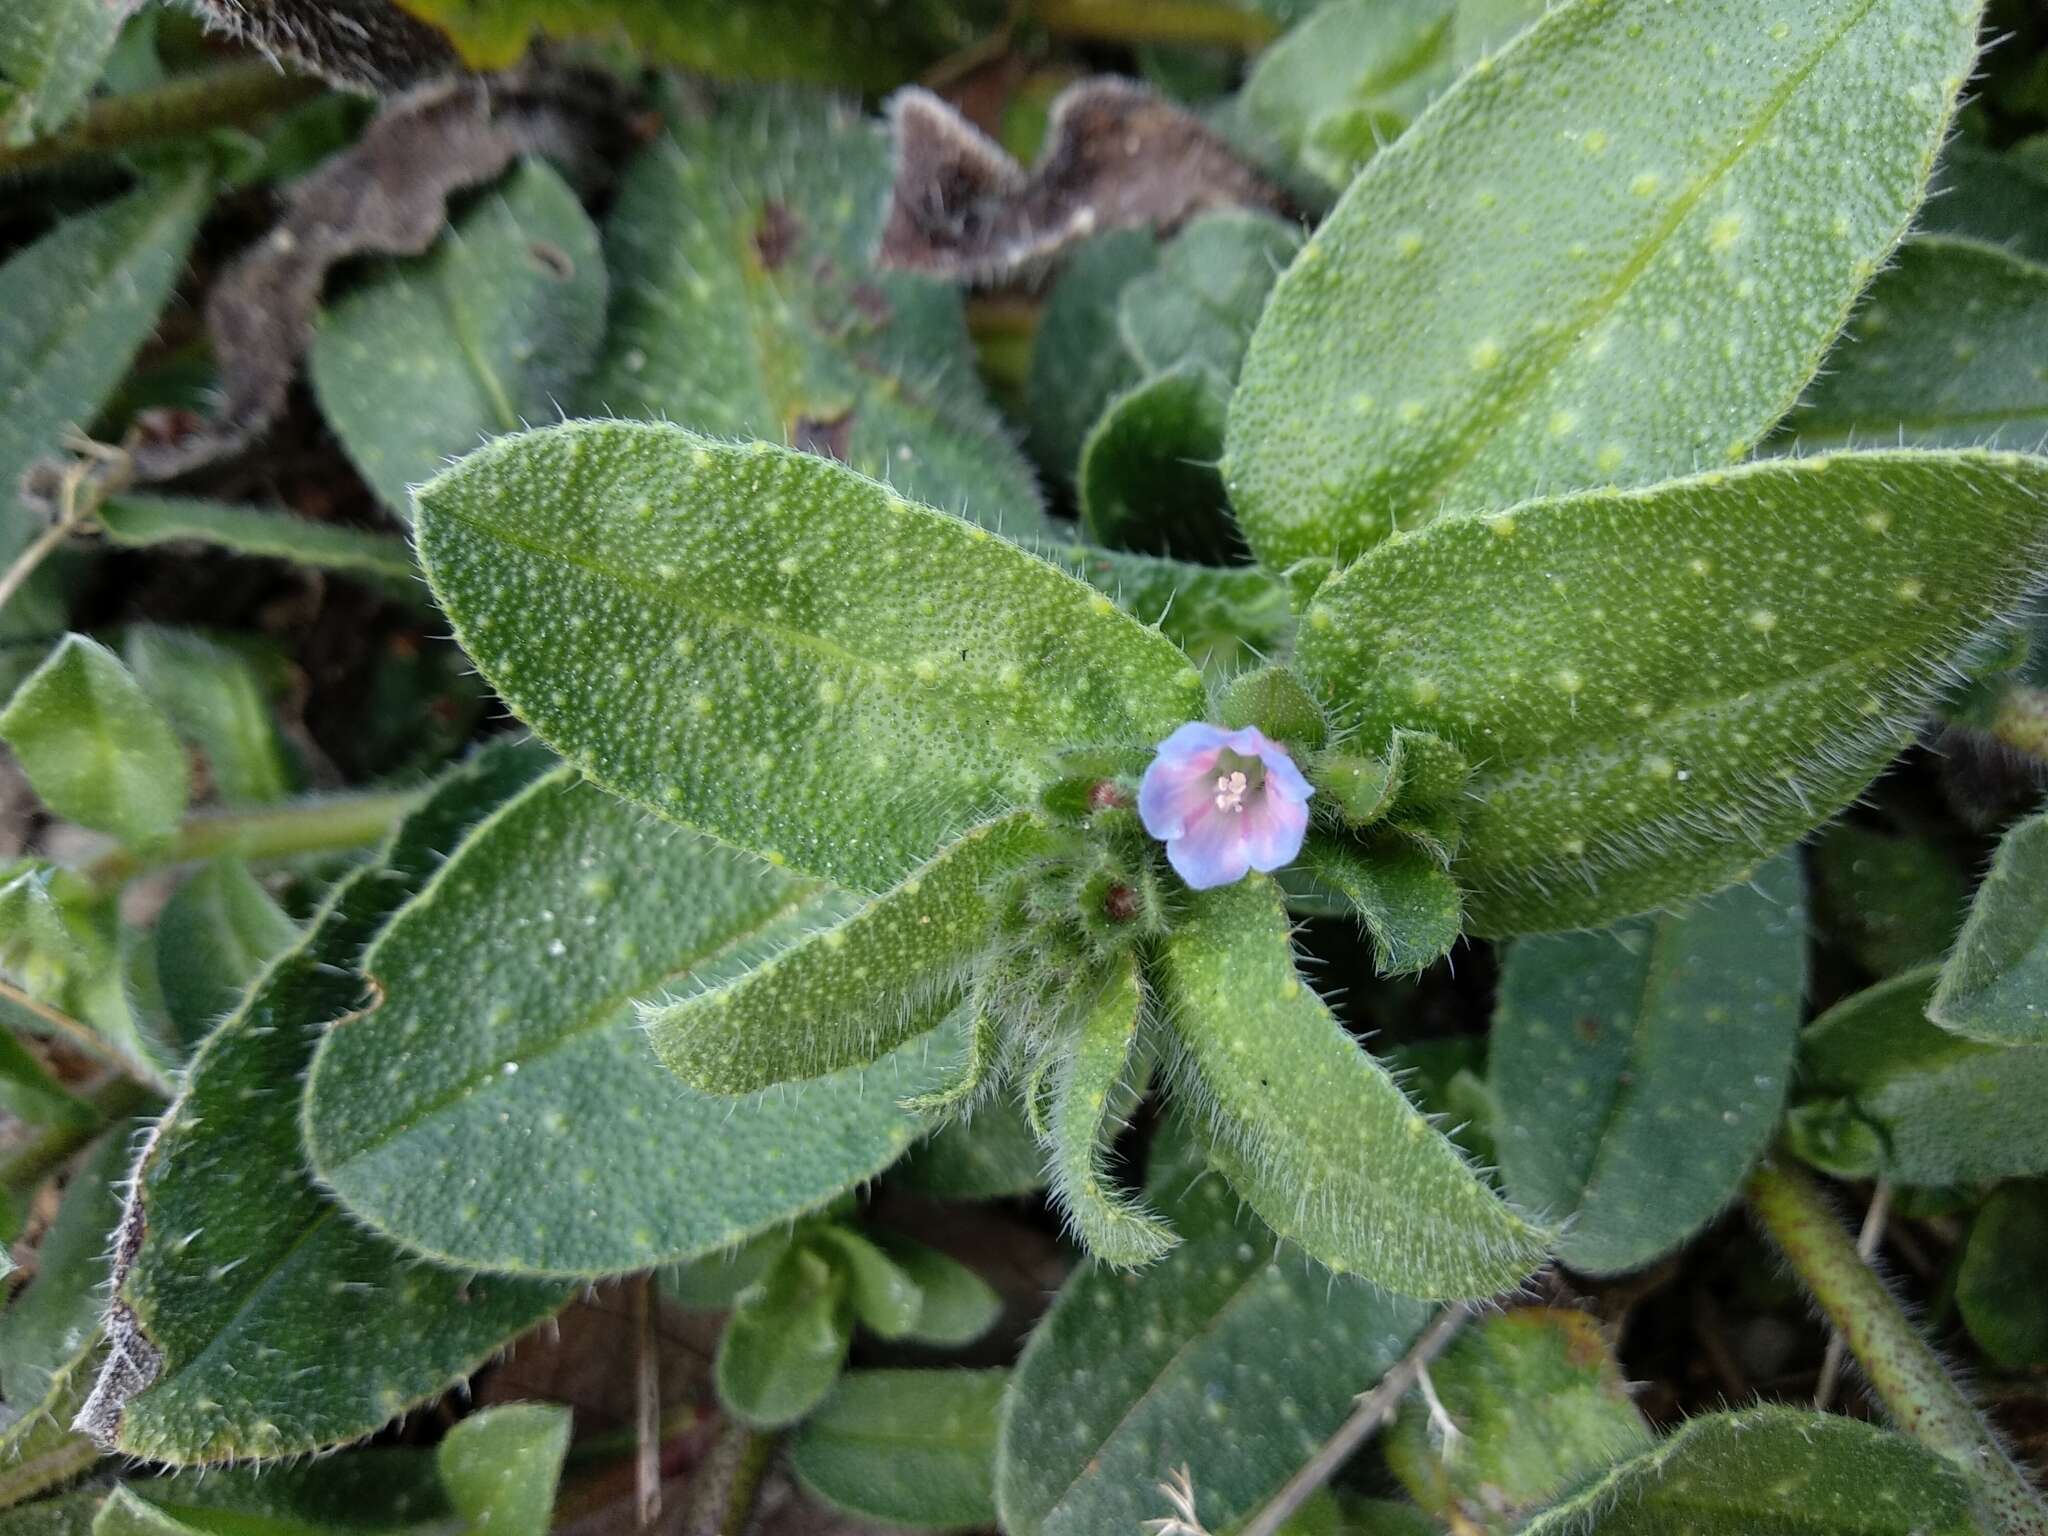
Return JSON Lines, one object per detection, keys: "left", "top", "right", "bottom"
{"left": 1256, "top": 739, "right": 1314, "bottom": 804}
{"left": 1241, "top": 790, "right": 1310, "bottom": 872}
{"left": 1153, "top": 720, "right": 1234, "bottom": 767}
{"left": 1165, "top": 806, "right": 1254, "bottom": 890}
{"left": 1139, "top": 745, "right": 1222, "bottom": 840}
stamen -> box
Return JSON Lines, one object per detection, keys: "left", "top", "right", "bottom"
{"left": 1213, "top": 770, "right": 1249, "bottom": 813}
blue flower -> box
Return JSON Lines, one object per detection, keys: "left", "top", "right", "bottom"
{"left": 1137, "top": 723, "right": 1313, "bottom": 890}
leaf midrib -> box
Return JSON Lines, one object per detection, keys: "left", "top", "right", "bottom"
{"left": 1402, "top": 0, "right": 1890, "bottom": 514}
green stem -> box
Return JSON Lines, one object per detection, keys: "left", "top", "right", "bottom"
{"left": 1026, "top": 0, "right": 1281, "bottom": 49}
{"left": 1749, "top": 1158, "right": 2048, "bottom": 1535}
{"left": 0, "top": 1074, "right": 157, "bottom": 1194}
{"left": 82, "top": 787, "right": 422, "bottom": 894}
{"left": 0, "top": 61, "right": 324, "bottom": 179}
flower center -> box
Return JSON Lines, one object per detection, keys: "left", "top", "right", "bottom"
{"left": 1210, "top": 749, "right": 1266, "bottom": 814}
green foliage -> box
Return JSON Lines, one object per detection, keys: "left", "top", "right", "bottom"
{"left": 1119, "top": 212, "right": 1303, "bottom": 384}
{"left": 123, "top": 628, "right": 296, "bottom": 806}
{"left": 1297, "top": 837, "right": 1463, "bottom": 976}
{"left": 1157, "top": 876, "right": 1548, "bottom": 1298}
{"left": 151, "top": 861, "right": 298, "bottom": 1049}
{"left": 1040, "top": 543, "right": 1293, "bottom": 678}
{"left": 895, "top": 1098, "right": 1047, "bottom": 1200}
{"left": 1923, "top": 139, "right": 2048, "bottom": 265}
{"left": 716, "top": 1244, "right": 851, "bottom": 1427}
{"left": 1490, "top": 854, "right": 1805, "bottom": 1275}
{"left": 0, "top": 1024, "right": 88, "bottom": 1130}
{"left": 1793, "top": 965, "right": 2048, "bottom": 1184}
{"left": 792, "top": 1370, "right": 1006, "bottom": 1532}
{"left": 1516, "top": 1407, "right": 1977, "bottom": 1535}
{"left": 0, "top": 0, "right": 125, "bottom": 145}
{"left": 1930, "top": 808, "right": 2048, "bottom": 1043}
{"left": 1384, "top": 1309, "right": 1651, "bottom": 1532}
{"left": 1297, "top": 452, "right": 2048, "bottom": 932}
{"left": 1811, "top": 823, "right": 1969, "bottom": 978}
{"left": 311, "top": 160, "right": 606, "bottom": 520}
{"left": 997, "top": 1125, "right": 1432, "bottom": 1536}
{"left": 1229, "top": 0, "right": 1981, "bottom": 578}
{"left": 95, "top": 496, "right": 415, "bottom": 584}
{"left": 1956, "top": 1181, "right": 2048, "bottom": 1367}
{"left": 1026, "top": 231, "right": 1159, "bottom": 485}
{"left": 436, "top": 1404, "right": 570, "bottom": 1536}
{"left": 305, "top": 769, "right": 950, "bottom": 1275}
{"left": 90, "top": 744, "right": 571, "bottom": 1464}
{"left": 417, "top": 421, "right": 1202, "bottom": 890}
{"left": 583, "top": 92, "right": 1046, "bottom": 537}
{"left": 1784, "top": 237, "right": 2048, "bottom": 449}
{"left": 1079, "top": 367, "right": 1236, "bottom": 561}
{"left": 0, "top": 636, "right": 187, "bottom": 848}
{"left": 879, "top": 1236, "right": 1002, "bottom": 1346}
{"left": 647, "top": 813, "right": 1048, "bottom": 1094}
{"left": 99, "top": 1451, "right": 453, "bottom": 1536}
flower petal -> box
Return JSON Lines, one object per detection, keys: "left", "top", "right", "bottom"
{"left": 1241, "top": 789, "right": 1311, "bottom": 872}
{"left": 1139, "top": 743, "right": 1222, "bottom": 840}
{"left": 1165, "top": 807, "right": 1254, "bottom": 890}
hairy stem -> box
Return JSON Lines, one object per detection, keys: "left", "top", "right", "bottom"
{"left": 1026, "top": 0, "right": 1281, "bottom": 50}
{"left": 1748, "top": 1158, "right": 2048, "bottom": 1535}
{"left": 0, "top": 62, "right": 324, "bottom": 179}
{"left": 1237, "top": 1301, "right": 1476, "bottom": 1536}
{"left": 82, "top": 786, "right": 422, "bottom": 894}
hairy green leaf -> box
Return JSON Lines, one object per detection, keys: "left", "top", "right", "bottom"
{"left": 1299, "top": 836, "right": 1463, "bottom": 976}
{"left": 0, "top": 1026, "right": 88, "bottom": 1130}
{"left": 1157, "top": 876, "right": 1548, "bottom": 1297}
{"left": 646, "top": 813, "right": 1048, "bottom": 1095}
{"left": 895, "top": 1098, "right": 1047, "bottom": 1201}
{"left": 1041, "top": 953, "right": 1175, "bottom": 1266}
{"left": 1027, "top": 231, "right": 1159, "bottom": 486}
{"left": 1040, "top": 542, "right": 1292, "bottom": 678}
{"left": 83, "top": 743, "right": 570, "bottom": 1464}
{"left": 0, "top": 171, "right": 209, "bottom": 627}
{"left": 436, "top": 1403, "right": 570, "bottom": 1536}
{"left": 311, "top": 160, "right": 605, "bottom": 520}
{"left": 1230, "top": 0, "right": 1983, "bottom": 576}
{"left": 0, "top": 1491, "right": 101, "bottom": 1535}
{"left": 1516, "top": 1407, "right": 1976, "bottom": 1535}
{"left": 1930, "top": 809, "right": 2048, "bottom": 1044}
{"left": 1811, "top": 822, "right": 1968, "bottom": 978}
{"left": 1922, "top": 139, "right": 2048, "bottom": 266}
{"left": 418, "top": 421, "right": 1203, "bottom": 890}
{"left": 98, "top": 1451, "right": 450, "bottom": 1536}
{"left": 1956, "top": 1181, "right": 2048, "bottom": 1367}
{"left": 792, "top": 1369, "right": 1005, "bottom": 1532}
{"left": 1491, "top": 854, "right": 1804, "bottom": 1275}
{"left": 1298, "top": 452, "right": 2048, "bottom": 933}
{"left": 996, "top": 1124, "right": 1433, "bottom": 1536}
{"left": 0, "top": 636, "right": 187, "bottom": 848}
{"left": 716, "top": 1245, "right": 851, "bottom": 1428}
{"left": 0, "top": 0, "right": 125, "bottom": 146}
{"left": 1796, "top": 964, "right": 2048, "bottom": 1184}
{"left": 1784, "top": 237, "right": 2048, "bottom": 449}
{"left": 815, "top": 1227, "right": 923, "bottom": 1340}
{"left": 306, "top": 770, "right": 947, "bottom": 1275}
{"left": 1385, "top": 1308, "right": 1651, "bottom": 1532}
{"left": 878, "top": 1236, "right": 1001, "bottom": 1347}
{"left": 1079, "top": 368, "right": 1240, "bottom": 564}
{"left": 96, "top": 496, "right": 416, "bottom": 584}
{"left": 584, "top": 92, "right": 1045, "bottom": 537}
{"left": 123, "top": 628, "right": 295, "bottom": 807}
{"left": 152, "top": 861, "right": 298, "bottom": 1050}
{"left": 1119, "top": 212, "right": 1302, "bottom": 383}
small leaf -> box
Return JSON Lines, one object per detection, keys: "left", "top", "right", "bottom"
{"left": 1040, "top": 542, "right": 1293, "bottom": 678}
{"left": 1491, "top": 854, "right": 1805, "bottom": 1275}
{"left": 645, "top": 813, "right": 1050, "bottom": 1095}
{"left": 1237, "top": 0, "right": 1455, "bottom": 196}
{"left": 1782, "top": 238, "right": 2048, "bottom": 450}
{"left": 123, "top": 628, "right": 295, "bottom": 807}
{"left": 1956, "top": 1181, "right": 2048, "bottom": 1367}
{"left": 1796, "top": 965, "right": 2048, "bottom": 1184}
{"left": 0, "top": 1491, "right": 101, "bottom": 1534}
{"left": 0, "top": 1026, "right": 88, "bottom": 1130}
{"left": 583, "top": 91, "right": 1046, "bottom": 537}
{"left": 1229, "top": 0, "right": 1984, "bottom": 575}
{"left": 84, "top": 743, "right": 570, "bottom": 1465}
{"left": 418, "top": 421, "right": 1203, "bottom": 890}
{"left": 815, "top": 1228, "right": 924, "bottom": 1341}
{"left": 0, "top": 0, "right": 128, "bottom": 144}
{"left": 0, "top": 636, "right": 188, "bottom": 847}
{"left": 876, "top": 1236, "right": 1002, "bottom": 1347}
{"left": 0, "top": 171, "right": 210, "bottom": 627}
{"left": 97, "top": 1452, "right": 450, "bottom": 1536}
{"left": 995, "top": 1123, "right": 1433, "bottom": 1536}
{"left": 1516, "top": 1407, "right": 1976, "bottom": 1535}
{"left": 1299, "top": 836, "right": 1462, "bottom": 976}
{"left": 792, "top": 1369, "right": 1006, "bottom": 1532}
{"left": 1079, "top": 367, "right": 1240, "bottom": 563}
{"left": 436, "top": 1404, "right": 571, "bottom": 1536}
{"left": 1922, "top": 139, "right": 2048, "bottom": 266}
{"left": 305, "top": 771, "right": 950, "bottom": 1276}
{"left": 1155, "top": 876, "right": 1548, "bottom": 1297}
{"left": 1026, "top": 230, "right": 1158, "bottom": 485}
{"left": 1041, "top": 953, "right": 1177, "bottom": 1266}
{"left": 716, "top": 1246, "right": 851, "bottom": 1429}
{"left": 1930, "top": 808, "right": 2048, "bottom": 1044}
{"left": 664, "top": 1230, "right": 794, "bottom": 1311}
{"left": 1811, "top": 822, "right": 1969, "bottom": 978}
{"left": 1297, "top": 452, "right": 2048, "bottom": 933}
{"left": 1117, "top": 211, "right": 1303, "bottom": 383}
{"left": 96, "top": 496, "right": 416, "bottom": 584}
{"left": 311, "top": 160, "right": 606, "bottom": 520}
{"left": 895, "top": 1099, "right": 1047, "bottom": 1201}
{"left": 152, "top": 861, "right": 298, "bottom": 1050}
{"left": 1385, "top": 1308, "right": 1651, "bottom": 1532}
